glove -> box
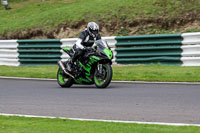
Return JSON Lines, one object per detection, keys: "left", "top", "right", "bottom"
{"left": 84, "top": 47, "right": 93, "bottom": 51}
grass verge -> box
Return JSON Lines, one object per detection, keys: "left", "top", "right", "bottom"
{"left": 0, "top": 0, "right": 200, "bottom": 35}
{"left": 0, "top": 115, "right": 200, "bottom": 133}
{"left": 0, "top": 65, "right": 200, "bottom": 82}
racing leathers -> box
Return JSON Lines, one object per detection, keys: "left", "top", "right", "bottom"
{"left": 66, "top": 29, "right": 101, "bottom": 71}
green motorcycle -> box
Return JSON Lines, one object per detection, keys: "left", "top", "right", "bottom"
{"left": 57, "top": 40, "right": 113, "bottom": 88}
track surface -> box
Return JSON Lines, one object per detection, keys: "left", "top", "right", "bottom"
{"left": 0, "top": 78, "right": 200, "bottom": 124}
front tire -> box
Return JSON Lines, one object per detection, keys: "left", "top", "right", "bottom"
{"left": 94, "top": 63, "right": 112, "bottom": 88}
{"left": 57, "top": 67, "right": 73, "bottom": 88}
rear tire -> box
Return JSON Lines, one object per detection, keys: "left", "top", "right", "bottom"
{"left": 57, "top": 67, "right": 73, "bottom": 88}
{"left": 94, "top": 63, "right": 112, "bottom": 88}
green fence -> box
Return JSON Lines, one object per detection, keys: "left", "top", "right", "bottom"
{"left": 17, "top": 39, "right": 61, "bottom": 66}
{"left": 115, "top": 34, "right": 183, "bottom": 65}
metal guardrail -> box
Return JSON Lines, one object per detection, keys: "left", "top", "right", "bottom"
{"left": 0, "top": 40, "right": 19, "bottom": 66}
{"left": 17, "top": 39, "right": 62, "bottom": 66}
{"left": 1, "top": 32, "right": 200, "bottom": 66}
{"left": 181, "top": 32, "right": 200, "bottom": 66}
{"left": 115, "top": 34, "right": 183, "bottom": 65}
{"left": 17, "top": 37, "right": 116, "bottom": 66}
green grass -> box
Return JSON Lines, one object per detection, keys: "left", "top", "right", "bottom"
{"left": 112, "top": 65, "right": 200, "bottom": 82}
{"left": 0, "top": 65, "right": 57, "bottom": 79}
{"left": 0, "top": 65, "right": 200, "bottom": 82}
{"left": 0, "top": 115, "right": 200, "bottom": 133}
{"left": 0, "top": 0, "right": 200, "bottom": 35}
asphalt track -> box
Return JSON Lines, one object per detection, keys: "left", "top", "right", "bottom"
{"left": 0, "top": 78, "right": 200, "bottom": 124}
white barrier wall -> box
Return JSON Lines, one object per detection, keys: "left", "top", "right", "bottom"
{"left": 0, "top": 40, "right": 19, "bottom": 66}
{"left": 60, "top": 37, "right": 117, "bottom": 64}
{"left": 181, "top": 32, "right": 200, "bottom": 66}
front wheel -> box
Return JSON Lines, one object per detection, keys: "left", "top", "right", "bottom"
{"left": 57, "top": 67, "right": 73, "bottom": 88}
{"left": 94, "top": 63, "right": 112, "bottom": 88}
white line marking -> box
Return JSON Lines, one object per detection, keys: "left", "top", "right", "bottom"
{"left": 112, "top": 81, "right": 200, "bottom": 85}
{"left": 0, "top": 76, "right": 200, "bottom": 85}
{"left": 0, "top": 76, "right": 56, "bottom": 81}
{"left": 0, "top": 113, "right": 200, "bottom": 127}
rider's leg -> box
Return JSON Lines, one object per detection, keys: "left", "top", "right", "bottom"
{"left": 66, "top": 47, "right": 84, "bottom": 72}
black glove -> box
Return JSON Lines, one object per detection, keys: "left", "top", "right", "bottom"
{"left": 84, "top": 47, "right": 93, "bottom": 51}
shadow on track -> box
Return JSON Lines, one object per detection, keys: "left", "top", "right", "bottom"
{"left": 56, "top": 84, "right": 115, "bottom": 90}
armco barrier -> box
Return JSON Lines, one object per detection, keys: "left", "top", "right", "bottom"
{"left": 0, "top": 40, "right": 19, "bottom": 66}
{"left": 17, "top": 39, "right": 62, "bottom": 66}
{"left": 181, "top": 32, "right": 200, "bottom": 66}
{"left": 16, "top": 37, "right": 116, "bottom": 66}
{"left": 115, "top": 34, "right": 183, "bottom": 65}
{"left": 1, "top": 32, "right": 200, "bottom": 66}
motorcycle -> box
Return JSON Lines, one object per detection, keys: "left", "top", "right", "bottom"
{"left": 57, "top": 39, "right": 113, "bottom": 88}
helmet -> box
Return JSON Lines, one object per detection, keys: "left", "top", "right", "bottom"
{"left": 87, "top": 22, "right": 99, "bottom": 38}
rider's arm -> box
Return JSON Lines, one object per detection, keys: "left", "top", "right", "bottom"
{"left": 75, "top": 31, "right": 86, "bottom": 49}
{"left": 97, "top": 34, "right": 101, "bottom": 40}
{"left": 75, "top": 38, "right": 84, "bottom": 49}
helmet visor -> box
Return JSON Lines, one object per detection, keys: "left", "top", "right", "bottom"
{"left": 92, "top": 30, "right": 98, "bottom": 34}
{"left": 90, "top": 28, "right": 98, "bottom": 35}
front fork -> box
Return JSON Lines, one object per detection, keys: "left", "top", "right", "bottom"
{"left": 98, "top": 63, "right": 103, "bottom": 75}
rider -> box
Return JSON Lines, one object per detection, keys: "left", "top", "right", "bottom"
{"left": 66, "top": 22, "right": 101, "bottom": 72}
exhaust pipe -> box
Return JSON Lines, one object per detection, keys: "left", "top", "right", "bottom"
{"left": 58, "top": 61, "right": 75, "bottom": 79}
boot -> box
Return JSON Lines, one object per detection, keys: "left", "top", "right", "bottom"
{"left": 65, "top": 59, "right": 73, "bottom": 72}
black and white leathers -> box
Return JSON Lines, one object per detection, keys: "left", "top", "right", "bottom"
{"left": 75, "top": 29, "right": 101, "bottom": 49}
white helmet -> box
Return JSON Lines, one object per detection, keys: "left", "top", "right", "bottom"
{"left": 87, "top": 22, "right": 99, "bottom": 38}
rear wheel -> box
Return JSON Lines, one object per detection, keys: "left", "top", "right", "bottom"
{"left": 94, "top": 63, "right": 112, "bottom": 88}
{"left": 57, "top": 67, "right": 73, "bottom": 88}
